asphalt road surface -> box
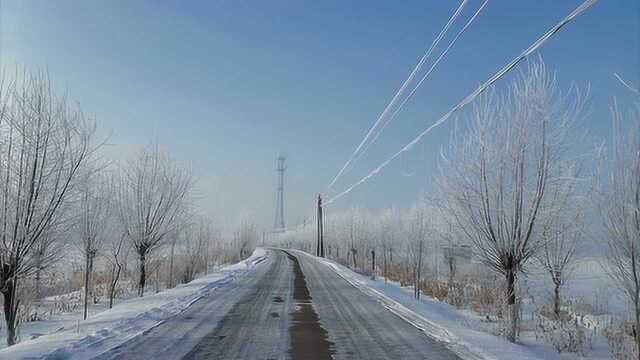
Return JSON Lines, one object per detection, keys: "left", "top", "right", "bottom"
{"left": 96, "top": 249, "right": 461, "bottom": 360}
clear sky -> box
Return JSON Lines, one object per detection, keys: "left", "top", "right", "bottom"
{"left": 1, "top": 0, "right": 638, "bottom": 230}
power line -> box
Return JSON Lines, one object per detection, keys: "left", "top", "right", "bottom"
{"left": 324, "top": 0, "right": 598, "bottom": 207}
{"left": 350, "top": 0, "right": 489, "bottom": 170}
{"left": 614, "top": 73, "right": 640, "bottom": 96}
{"left": 327, "top": 0, "right": 471, "bottom": 191}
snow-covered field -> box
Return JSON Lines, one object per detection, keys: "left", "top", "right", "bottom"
{"left": 0, "top": 248, "right": 267, "bottom": 360}
{"left": 293, "top": 250, "right": 615, "bottom": 360}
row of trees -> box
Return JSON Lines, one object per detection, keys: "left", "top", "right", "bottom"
{"left": 0, "top": 70, "right": 259, "bottom": 347}
{"left": 0, "top": 71, "right": 97, "bottom": 346}
{"left": 279, "top": 62, "right": 640, "bottom": 355}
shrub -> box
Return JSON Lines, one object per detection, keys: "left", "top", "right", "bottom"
{"left": 604, "top": 322, "right": 638, "bottom": 360}
{"left": 535, "top": 309, "right": 592, "bottom": 355}
{"left": 422, "top": 278, "right": 448, "bottom": 301}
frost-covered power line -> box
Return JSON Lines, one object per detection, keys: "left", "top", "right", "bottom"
{"left": 327, "top": 0, "right": 471, "bottom": 191}
{"left": 324, "top": 0, "right": 598, "bottom": 207}
{"left": 614, "top": 73, "right": 640, "bottom": 96}
{"left": 355, "top": 0, "right": 490, "bottom": 168}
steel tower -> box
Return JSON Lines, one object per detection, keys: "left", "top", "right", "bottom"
{"left": 273, "top": 155, "right": 286, "bottom": 232}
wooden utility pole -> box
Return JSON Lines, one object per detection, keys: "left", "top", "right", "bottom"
{"left": 317, "top": 194, "right": 325, "bottom": 257}
{"left": 371, "top": 249, "right": 376, "bottom": 280}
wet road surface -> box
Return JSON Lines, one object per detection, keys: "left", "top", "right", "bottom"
{"left": 96, "top": 249, "right": 461, "bottom": 360}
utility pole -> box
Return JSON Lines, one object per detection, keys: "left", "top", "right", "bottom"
{"left": 316, "top": 194, "right": 324, "bottom": 257}
{"left": 371, "top": 249, "right": 376, "bottom": 280}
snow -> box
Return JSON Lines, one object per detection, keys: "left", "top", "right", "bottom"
{"left": 0, "top": 248, "right": 267, "bottom": 360}
{"left": 291, "top": 250, "right": 610, "bottom": 360}
{"left": 2, "top": 248, "right": 616, "bottom": 360}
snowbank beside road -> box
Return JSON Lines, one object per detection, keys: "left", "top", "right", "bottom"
{"left": 0, "top": 248, "right": 267, "bottom": 360}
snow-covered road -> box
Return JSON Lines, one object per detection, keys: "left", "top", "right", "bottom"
{"left": 5, "top": 249, "right": 473, "bottom": 359}
{"left": 93, "top": 252, "right": 284, "bottom": 360}
{"left": 293, "top": 250, "right": 460, "bottom": 360}
{"left": 95, "top": 249, "right": 461, "bottom": 360}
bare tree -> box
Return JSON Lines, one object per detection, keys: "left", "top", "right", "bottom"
{"left": 537, "top": 222, "right": 578, "bottom": 319}
{"left": 167, "top": 234, "right": 178, "bottom": 289}
{"left": 347, "top": 208, "right": 367, "bottom": 270}
{"left": 598, "top": 100, "right": 640, "bottom": 358}
{"left": 202, "top": 221, "right": 220, "bottom": 274}
{"left": 116, "top": 146, "right": 193, "bottom": 297}
{"left": 170, "top": 218, "right": 207, "bottom": 285}
{"left": 32, "top": 231, "right": 62, "bottom": 301}
{"left": 408, "top": 204, "right": 428, "bottom": 300}
{"left": 106, "top": 233, "right": 127, "bottom": 309}
{"left": 77, "top": 173, "right": 111, "bottom": 320}
{"left": 437, "top": 62, "right": 584, "bottom": 342}
{"left": 0, "top": 71, "right": 96, "bottom": 345}
{"left": 234, "top": 217, "right": 257, "bottom": 261}
{"left": 379, "top": 208, "right": 400, "bottom": 283}
{"left": 440, "top": 223, "right": 460, "bottom": 291}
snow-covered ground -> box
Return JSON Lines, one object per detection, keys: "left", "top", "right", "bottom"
{"left": 1, "top": 248, "right": 619, "bottom": 360}
{"left": 0, "top": 248, "right": 267, "bottom": 360}
{"left": 294, "top": 250, "right": 613, "bottom": 360}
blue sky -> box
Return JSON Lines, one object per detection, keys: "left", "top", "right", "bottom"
{"left": 1, "top": 0, "right": 638, "bottom": 230}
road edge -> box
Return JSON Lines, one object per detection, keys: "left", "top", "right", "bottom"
{"left": 283, "top": 248, "right": 493, "bottom": 360}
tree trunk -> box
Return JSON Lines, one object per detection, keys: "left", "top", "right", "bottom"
{"left": 35, "top": 267, "right": 41, "bottom": 301}
{"left": 414, "top": 266, "right": 421, "bottom": 300}
{"left": 383, "top": 245, "right": 387, "bottom": 283}
{"left": 371, "top": 250, "right": 376, "bottom": 279}
{"left": 204, "top": 244, "right": 209, "bottom": 275}
{"left": 350, "top": 249, "right": 357, "bottom": 269}
{"left": 155, "top": 263, "right": 160, "bottom": 293}
{"left": 138, "top": 253, "right": 146, "bottom": 297}
{"left": 553, "top": 281, "right": 561, "bottom": 319}
{"left": 448, "top": 257, "right": 456, "bottom": 290}
{"left": 2, "top": 278, "right": 17, "bottom": 346}
{"left": 416, "top": 241, "right": 423, "bottom": 300}
{"left": 634, "top": 293, "right": 640, "bottom": 360}
{"left": 109, "top": 263, "right": 121, "bottom": 309}
{"left": 506, "top": 270, "right": 517, "bottom": 343}
{"left": 168, "top": 240, "right": 175, "bottom": 288}
{"left": 414, "top": 258, "right": 421, "bottom": 300}
{"left": 83, "top": 255, "right": 90, "bottom": 320}
{"left": 417, "top": 266, "right": 421, "bottom": 300}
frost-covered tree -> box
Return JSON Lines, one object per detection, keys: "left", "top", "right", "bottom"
{"left": 537, "top": 222, "right": 578, "bottom": 319}
{"left": 33, "top": 232, "right": 59, "bottom": 300}
{"left": 379, "top": 208, "right": 401, "bottom": 282}
{"left": 106, "top": 232, "right": 128, "bottom": 309}
{"left": 346, "top": 208, "right": 368, "bottom": 270}
{"left": 408, "top": 204, "right": 429, "bottom": 300}
{"left": 76, "top": 172, "right": 112, "bottom": 320}
{"left": 179, "top": 217, "right": 212, "bottom": 283}
{"left": 598, "top": 100, "right": 640, "bottom": 358}
{"left": 0, "top": 72, "right": 96, "bottom": 345}
{"left": 234, "top": 217, "right": 257, "bottom": 260}
{"left": 437, "top": 62, "right": 584, "bottom": 342}
{"left": 116, "top": 146, "right": 193, "bottom": 297}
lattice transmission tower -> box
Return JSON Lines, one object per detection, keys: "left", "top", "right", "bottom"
{"left": 273, "top": 155, "right": 286, "bottom": 232}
